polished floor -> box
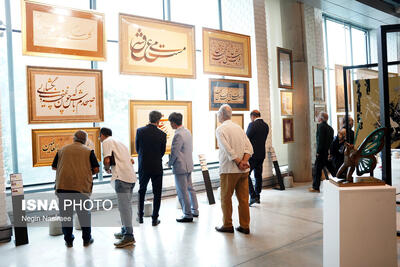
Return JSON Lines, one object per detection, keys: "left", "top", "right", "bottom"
{"left": 0, "top": 183, "right": 399, "bottom": 267}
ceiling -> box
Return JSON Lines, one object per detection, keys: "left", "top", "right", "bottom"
{"left": 299, "top": 0, "right": 400, "bottom": 29}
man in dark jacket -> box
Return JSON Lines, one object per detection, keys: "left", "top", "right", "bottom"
{"left": 136, "top": 110, "right": 167, "bottom": 226}
{"left": 309, "top": 112, "right": 334, "bottom": 192}
{"left": 246, "top": 110, "right": 269, "bottom": 206}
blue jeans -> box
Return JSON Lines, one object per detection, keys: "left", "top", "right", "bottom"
{"left": 115, "top": 180, "right": 135, "bottom": 237}
{"left": 174, "top": 173, "right": 199, "bottom": 218}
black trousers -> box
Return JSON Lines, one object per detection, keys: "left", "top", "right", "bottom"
{"left": 248, "top": 158, "right": 264, "bottom": 199}
{"left": 56, "top": 189, "right": 91, "bottom": 243}
{"left": 312, "top": 154, "right": 329, "bottom": 190}
{"left": 138, "top": 173, "right": 163, "bottom": 220}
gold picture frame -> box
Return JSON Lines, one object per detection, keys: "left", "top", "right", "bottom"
{"left": 31, "top": 127, "right": 101, "bottom": 167}
{"left": 209, "top": 78, "right": 249, "bottom": 111}
{"left": 203, "top": 27, "right": 251, "bottom": 78}
{"left": 129, "top": 100, "right": 193, "bottom": 156}
{"left": 22, "top": 1, "right": 106, "bottom": 61}
{"left": 215, "top": 114, "right": 244, "bottom": 149}
{"left": 27, "top": 66, "right": 104, "bottom": 124}
{"left": 277, "top": 47, "right": 293, "bottom": 89}
{"left": 282, "top": 118, "right": 294, "bottom": 144}
{"left": 280, "top": 91, "right": 294, "bottom": 116}
{"left": 312, "top": 66, "right": 325, "bottom": 102}
{"left": 119, "top": 13, "right": 196, "bottom": 78}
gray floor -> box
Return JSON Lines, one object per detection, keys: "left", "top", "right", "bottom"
{"left": 0, "top": 183, "right": 398, "bottom": 267}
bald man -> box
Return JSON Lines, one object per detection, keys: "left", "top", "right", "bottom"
{"left": 246, "top": 110, "right": 269, "bottom": 206}
{"left": 309, "top": 112, "right": 334, "bottom": 192}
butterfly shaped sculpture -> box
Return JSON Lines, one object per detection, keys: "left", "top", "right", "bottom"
{"left": 336, "top": 127, "right": 386, "bottom": 182}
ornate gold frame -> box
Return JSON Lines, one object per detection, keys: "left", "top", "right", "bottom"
{"left": 31, "top": 127, "right": 101, "bottom": 167}
{"left": 203, "top": 27, "right": 251, "bottom": 78}
{"left": 129, "top": 100, "right": 193, "bottom": 156}
{"left": 22, "top": 1, "right": 106, "bottom": 61}
{"left": 27, "top": 66, "right": 104, "bottom": 124}
{"left": 119, "top": 13, "right": 196, "bottom": 78}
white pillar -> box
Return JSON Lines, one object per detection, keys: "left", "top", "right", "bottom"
{"left": 0, "top": 88, "right": 7, "bottom": 227}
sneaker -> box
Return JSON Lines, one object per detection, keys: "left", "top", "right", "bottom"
{"left": 114, "top": 232, "right": 124, "bottom": 239}
{"left": 114, "top": 236, "right": 135, "bottom": 248}
{"left": 308, "top": 187, "right": 320, "bottom": 193}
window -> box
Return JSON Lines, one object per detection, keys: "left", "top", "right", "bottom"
{"left": 323, "top": 16, "right": 370, "bottom": 134}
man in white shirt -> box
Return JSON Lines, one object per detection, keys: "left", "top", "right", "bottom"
{"left": 100, "top": 127, "right": 137, "bottom": 248}
{"left": 215, "top": 104, "right": 254, "bottom": 235}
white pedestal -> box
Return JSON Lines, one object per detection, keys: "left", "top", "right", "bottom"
{"left": 323, "top": 180, "right": 397, "bottom": 267}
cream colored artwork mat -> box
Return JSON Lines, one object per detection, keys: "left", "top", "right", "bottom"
{"left": 120, "top": 15, "right": 195, "bottom": 77}
{"left": 280, "top": 91, "right": 293, "bottom": 116}
{"left": 130, "top": 103, "right": 192, "bottom": 155}
{"left": 33, "top": 74, "right": 97, "bottom": 117}
{"left": 353, "top": 77, "right": 400, "bottom": 148}
{"left": 213, "top": 86, "right": 244, "bottom": 104}
{"left": 279, "top": 53, "right": 291, "bottom": 86}
{"left": 33, "top": 10, "right": 98, "bottom": 51}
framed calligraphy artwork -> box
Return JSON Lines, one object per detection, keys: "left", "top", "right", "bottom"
{"left": 27, "top": 66, "right": 104, "bottom": 124}
{"left": 130, "top": 100, "right": 192, "bottom": 156}
{"left": 215, "top": 114, "right": 244, "bottom": 149}
{"left": 314, "top": 104, "right": 327, "bottom": 122}
{"left": 282, "top": 118, "right": 294, "bottom": 144}
{"left": 335, "top": 65, "right": 352, "bottom": 112}
{"left": 277, "top": 47, "right": 293, "bottom": 89}
{"left": 203, "top": 28, "right": 251, "bottom": 78}
{"left": 209, "top": 78, "right": 249, "bottom": 111}
{"left": 119, "top": 14, "right": 196, "bottom": 78}
{"left": 337, "top": 114, "right": 345, "bottom": 133}
{"left": 312, "top": 66, "right": 325, "bottom": 102}
{"left": 32, "top": 127, "right": 101, "bottom": 167}
{"left": 280, "top": 91, "right": 293, "bottom": 116}
{"left": 22, "top": 1, "right": 106, "bottom": 61}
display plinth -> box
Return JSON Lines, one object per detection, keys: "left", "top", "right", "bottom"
{"left": 323, "top": 180, "right": 396, "bottom": 267}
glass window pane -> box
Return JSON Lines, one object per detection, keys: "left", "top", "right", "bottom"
{"left": 11, "top": 0, "right": 90, "bottom": 31}
{"left": 12, "top": 32, "right": 92, "bottom": 185}
{"left": 351, "top": 28, "right": 367, "bottom": 65}
{"left": 0, "top": 30, "right": 12, "bottom": 181}
{"left": 97, "top": 0, "right": 163, "bottom": 41}
{"left": 0, "top": 0, "right": 5, "bottom": 25}
{"left": 326, "top": 20, "right": 351, "bottom": 68}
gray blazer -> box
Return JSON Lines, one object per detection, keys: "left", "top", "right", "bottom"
{"left": 168, "top": 127, "right": 194, "bottom": 174}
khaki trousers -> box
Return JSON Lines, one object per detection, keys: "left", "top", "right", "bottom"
{"left": 220, "top": 172, "right": 250, "bottom": 229}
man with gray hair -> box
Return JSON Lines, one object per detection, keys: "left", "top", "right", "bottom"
{"left": 309, "top": 112, "right": 334, "bottom": 193}
{"left": 52, "top": 130, "right": 100, "bottom": 247}
{"left": 215, "top": 104, "right": 253, "bottom": 234}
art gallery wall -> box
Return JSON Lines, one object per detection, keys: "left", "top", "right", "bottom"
{"left": 265, "top": 0, "right": 324, "bottom": 182}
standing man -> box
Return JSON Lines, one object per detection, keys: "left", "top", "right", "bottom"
{"left": 246, "top": 110, "right": 269, "bottom": 206}
{"left": 52, "top": 130, "right": 99, "bottom": 247}
{"left": 99, "top": 127, "right": 137, "bottom": 248}
{"left": 136, "top": 110, "right": 167, "bottom": 226}
{"left": 215, "top": 104, "right": 253, "bottom": 235}
{"left": 309, "top": 112, "right": 334, "bottom": 193}
{"left": 168, "top": 112, "right": 199, "bottom": 223}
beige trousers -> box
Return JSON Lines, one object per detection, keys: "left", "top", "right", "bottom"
{"left": 220, "top": 172, "right": 250, "bottom": 229}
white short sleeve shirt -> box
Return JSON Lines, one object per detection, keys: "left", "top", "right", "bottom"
{"left": 102, "top": 136, "right": 137, "bottom": 183}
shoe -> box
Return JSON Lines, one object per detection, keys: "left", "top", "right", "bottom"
{"left": 65, "top": 241, "right": 73, "bottom": 248}
{"left": 136, "top": 217, "right": 143, "bottom": 224}
{"left": 273, "top": 187, "right": 284, "bottom": 191}
{"left": 249, "top": 198, "right": 257, "bottom": 207}
{"left": 215, "top": 226, "right": 234, "bottom": 233}
{"left": 192, "top": 214, "right": 199, "bottom": 218}
{"left": 176, "top": 217, "right": 193, "bottom": 223}
{"left": 114, "top": 232, "right": 124, "bottom": 239}
{"left": 256, "top": 197, "right": 260, "bottom": 204}
{"left": 152, "top": 219, "right": 161, "bottom": 226}
{"left": 308, "top": 187, "right": 320, "bottom": 193}
{"left": 114, "top": 236, "right": 135, "bottom": 248}
{"left": 83, "top": 238, "right": 94, "bottom": 247}
{"left": 235, "top": 226, "right": 250, "bottom": 235}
